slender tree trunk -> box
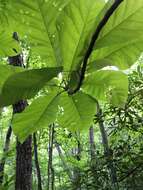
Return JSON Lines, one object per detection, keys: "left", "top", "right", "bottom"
{"left": 0, "top": 126, "right": 12, "bottom": 184}
{"left": 72, "top": 134, "right": 81, "bottom": 190}
{"left": 89, "top": 126, "right": 96, "bottom": 163}
{"left": 55, "top": 141, "right": 73, "bottom": 181}
{"left": 8, "top": 32, "right": 32, "bottom": 190}
{"left": 33, "top": 133, "right": 42, "bottom": 190}
{"left": 47, "top": 124, "right": 54, "bottom": 190}
{"left": 97, "top": 102, "right": 118, "bottom": 189}
{"left": 89, "top": 126, "right": 99, "bottom": 188}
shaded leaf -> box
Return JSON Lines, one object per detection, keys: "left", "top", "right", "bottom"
{"left": 0, "top": 31, "right": 20, "bottom": 56}
{"left": 0, "top": 64, "right": 23, "bottom": 93}
{"left": 0, "top": 66, "right": 62, "bottom": 107}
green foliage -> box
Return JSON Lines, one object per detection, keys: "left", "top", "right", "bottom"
{"left": 91, "top": 0, "right": 143, "bottom": 69}
{"left": 83, "top": 70, "right": 128, "bottom": 106}
{"left": 0, "top": 31, "right": 20, "bottom": 56}
{"left": 58, "top": 92, "right": 96, "bottom": 131}
{"left": 57, "top": 0, "right": 105, "bottom": 71}
{"left": 0, "top": 0, "right": 143, "bottom": 142}
{"left": 11, "top": 0, "right": 71, "bottom": 66}
{"left": 13, "top": 92, "right": 59, "bottom": 142}
{"left": 0, "top": 66, "right": 62, "bottom": 107}
{"left": 0, "top": 65, "right": 23, "bottom": 92}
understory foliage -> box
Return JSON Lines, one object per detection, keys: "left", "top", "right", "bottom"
{"left": 0, "top": 0, "right": 143, "bottom": 189}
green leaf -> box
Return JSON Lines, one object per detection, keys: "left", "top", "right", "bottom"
{"left": 83, "top": 70, "right": 128, "bottom": 106}
{"left": 13, "top": 92, "right": 59, "bottom": 142}
{"left": 0, "top": 2, "right": 21, "bottom": 57}
{"left": 0, "top": 66, "right": 62, "bottom": 107}
{"left": 0, "top": 64, "right": 23, "bottom": 92}
{"left": 57, "top": 0, "right": 105, "bottom": 71}
{"left": 90, "top": 0, "right": 143, "bottom": 69}
{"left": 58, "top": 92, "right": 96, "bottom": 131}
{"left": 87, "top": 59, "right": 114, "bottom": 72}
{"left": 0, "top": 31, "right": 20, "bottom": 56}
{"left": 12, "top": 0, "right": 71, "bottom": 66}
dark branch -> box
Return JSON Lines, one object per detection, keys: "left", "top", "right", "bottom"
{"left": 118, "top": 164, "right": 142, "bottom": 182}
{"left": 70, "top": 0, "right": 124, "bottom": 94}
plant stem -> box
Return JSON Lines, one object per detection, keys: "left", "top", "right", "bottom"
{"left": 71, "top": 0, "right": 124, "bottom": 94}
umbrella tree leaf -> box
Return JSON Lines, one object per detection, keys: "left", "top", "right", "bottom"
{"left": 83, "top": 70, "right": 128, "bottom": 106}
{"left": 90, "top": 0, "right": 143, "bottom": 69}
{"left": 0, "top": 31, "right": 20, "bottom": 56}
{"left": 13, "top": 92, "right": 60, "bottom": 142}
{"left": 11, "top": 0, "right": 71, "bottom": 66}
{"left": 0, "top": 66, "right": 62, "bottom": 107}
{"left": 58, "top": 92, "right": 96, "bottom": 131}
{"left": 57, "top": 0, "right": 105, "bottom": 71}
{"left": 0, "top": 64, "right": 23, "bottom": 92}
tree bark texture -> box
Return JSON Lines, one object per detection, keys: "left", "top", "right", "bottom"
{"left": 9, "top": 32, "right": 32, "bottom": 190}
{"left": 72, "top": 135, "right": 81, "bottom": 190}
{"left": 33, "top": 133, "right": 42, "bottom": 190}
{"left": 47, "top": 124, "right": 54, "bottom": 190}
{"left": 97, "top": 102, "right": 118, "bottom": 189}
{"left": 89, "top": 126, "right": 96, "bottom": 163}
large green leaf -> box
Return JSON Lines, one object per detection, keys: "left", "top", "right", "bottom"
{"left": 11, "top": 0, "right": 71, "bottom": 66}
{"left": 83, "top": 70, "right": 128, "bottom": 106}
{"left": 58, "top": 92, "right": 96, "bottom": 131}
{"left": 0, "top": 1, "right": 21, "bottom": 56}
{"left": 57, "top": 0, "right": 105, "bottom": 71}
{"left": 13, "top": 92, "right": 59, "bottom": 142}
{"left": 0, "top": 66, "right": 62, "bottom": 107}
{"left": 0, "top": 31, "right": 20, "bottom": 56}
{"left": 90, "top": 0, "right": 143, "bottom": 69}
{"left": 0, "top": 64, "right": 23, "bottom": 92}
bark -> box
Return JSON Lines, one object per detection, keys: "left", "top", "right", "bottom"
{"left": 72, "top": 134, "right": 81, "bottom": 190}
{"left": 15, "top": 134, "right": 32, "bottom": 190}
{"left": 0, "top": 126, "right": 12, "bottom": 184}
{"left": 33, "top": 133, "right": 42, "bottom": 190}
{"left": 97, "top": 102, "right": 118, "bottom": 189}
{"left": 89, "top": 126, "right": 96, "bottom": 163}
{"left": 9, "top": 32, "right": 32, "bottom": 190}
{"left": 47, "top": 124, "right": 54, "bottom": 190}
{"left": 55, "top": 141, "right": 73, "bottom": 181}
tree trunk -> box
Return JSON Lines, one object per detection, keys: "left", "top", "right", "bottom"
{"left": 97, "top": 102, "right": 118, "bottom": 189}
{"left": 89, "top": 126, "right": 99, "bottom": 188}
{"left": 72, "top": 134, "right": 81, "bottom": 190}
{"left": 55, "top": 141, "right": 73, "bottom": 181}
{"left": 15, "top": 133, "right": 32, "bottom": 190}
{"left": 33, "top": 133, "right": 42, "bottom": 190}
{"left": 9, "top": 32, "right": 32, "bottom": 190}
{"left": 89, "top": 126, "right": 96, "bottom": 163}
{"left": 0, "top": 126, "right": 12, "bottom": 184}
{"left": 47, "top": 124, "right": 54, "bottom": 190}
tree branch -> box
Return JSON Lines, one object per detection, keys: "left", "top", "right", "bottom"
{"left": 118, "top": 164, "right": 142, "bottom": 182}
{"left": 70, "top": 0, "right": 124, "bottom": 94}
